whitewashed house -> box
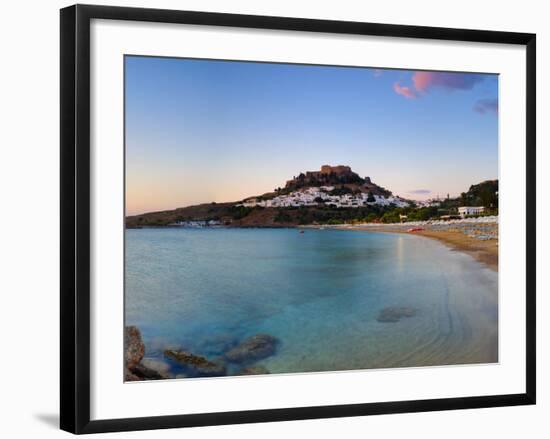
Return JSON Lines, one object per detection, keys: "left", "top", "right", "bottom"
{"left": 237, "top": 187, "right": 411, "bottom": 209}
{"left": 458, "top": 206, "right": 485, "bottom": 217}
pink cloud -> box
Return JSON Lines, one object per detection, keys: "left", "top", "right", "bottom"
{"left": 412, "top": 71, "right": 484, "bottom": 93}
{"left": 393, "top": 82, "right": 417, "bottom": 99}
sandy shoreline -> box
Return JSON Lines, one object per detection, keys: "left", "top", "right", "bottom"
{"left": 306, "top": 218, "right": 499, "bottom": 272}
{"left": 413, "top": 229, "right": 497, "bottom": 271}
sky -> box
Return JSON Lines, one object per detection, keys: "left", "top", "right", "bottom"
{"left": 125, "top": 56, "right": 498, "bottom": 215}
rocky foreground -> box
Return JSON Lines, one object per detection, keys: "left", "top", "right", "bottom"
{"left": 124, "top": 309, "right": 418, "bottom": 380}
{"left": 125, "top": 326, "right": 166, "bottom": 381}
{"left": 124, "top": 326, "right": 279, "bottom": 381}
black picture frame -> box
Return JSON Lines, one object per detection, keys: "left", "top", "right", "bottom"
{"left": 60, "top": 4, "right": 536, "bottom": 434}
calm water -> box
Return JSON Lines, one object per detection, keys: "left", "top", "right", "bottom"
{"left": 125, "top": 228, "right": 498, "bottom": 377}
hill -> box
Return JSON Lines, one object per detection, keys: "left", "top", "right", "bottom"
{"left": 125, "top": 165, "right": 407, "bottom": 227}
{"left": 282, "top": 164, "right": 392, "bottom": 197}
{"left": 126, "top": 203, "right": 397, "bottom": 228}
{"left": 126, "top": 202, "right": 236, "bottom": 228}
{"left": 460, "top": 180, "right": 498, "bottom": 208}
{"left": 125, "top": 166, "right": 497, "bottom": 228}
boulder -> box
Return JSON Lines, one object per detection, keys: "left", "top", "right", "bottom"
{"left": 225, "top": 334, "right": 279, "bottom": 363}
{"left": 129, "top": 363, "right": 165, "bottom": 380}
{"left": 125, "top": 368, "right": 141, "bottom": 382}
{"left": 125, "top": 326, "right": 145, "bottom": 369}
{"left": 164, "top": 349, "right": 226, "bottom": 377}
{"left": 377, "top": 307, "right": 417, "bottom": 323}
{"left": 123, "top": 326, "right": 175, "bottom": 381}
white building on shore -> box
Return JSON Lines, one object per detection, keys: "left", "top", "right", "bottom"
{"left": 458, "top": 206, "right": 485, "bottom": 217}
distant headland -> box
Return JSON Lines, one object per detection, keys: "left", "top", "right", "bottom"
{"left": 125, "top": 165, "right": 498, "bottom": 228}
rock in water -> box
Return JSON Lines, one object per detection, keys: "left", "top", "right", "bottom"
{"left": 236, "top": 365, "right": 270, "bottom": 375}
{"left": 124, "top": 326, "right": 172, "bottom": 380}
{"left": 377, "top": 307, "right": 417, "bottom": 323}
{"left": 164, "top": 349, "right": 226, "bottom": 377}
{"left": 125, "top": 326, "right": 145, "bottom": 369}
{"left": 130, "top": 363, "right": 164, "bottom": 380}
{"left": 225, "top": 334, "right": 279, "bottom": 363}
{"left": 125, "top": 368, "right": 141, "bottom": 382}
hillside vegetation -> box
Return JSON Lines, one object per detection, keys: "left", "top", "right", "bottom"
{"left": 125, "top": 167, "right": 498, "bottom": 228}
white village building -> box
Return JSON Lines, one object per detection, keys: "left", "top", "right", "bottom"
{"left": 458, "top": 206, "right": 485, "bottom": 217}
{"left": 239, "top": 186, "right": 410, "bottom": 209}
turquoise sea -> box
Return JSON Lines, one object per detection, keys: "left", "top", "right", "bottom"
{"left": 125, "top": 228, "right": 498, "bottom": 377}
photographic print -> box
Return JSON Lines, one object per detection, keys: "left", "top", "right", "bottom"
{"left": 123, "top": 56, "right": 499, "bottom": 382}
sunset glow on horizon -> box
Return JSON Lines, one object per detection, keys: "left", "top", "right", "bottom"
{"left": 125, "top": 56, "right": 498, "bottom": 216}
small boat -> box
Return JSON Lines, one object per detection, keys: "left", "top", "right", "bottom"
{"left": 299, "top": 230, "right": 305, "bottom": 234}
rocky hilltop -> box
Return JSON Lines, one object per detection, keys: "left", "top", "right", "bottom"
{"left": 125, "top": 165, "right": 411, "bottom": 227}
{"left": 283, "top": 164, "right": 392, "bottom": 197}
{"left": 125, "top": 165, "right": 413, "bottom": 227}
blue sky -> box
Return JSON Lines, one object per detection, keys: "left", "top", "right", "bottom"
{"left": 125, "top": 56, "right": 498, "bottom": 215}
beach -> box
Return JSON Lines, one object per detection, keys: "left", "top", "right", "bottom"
{"left": 316, "top": 216, "right": 499, "bottom": 272}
